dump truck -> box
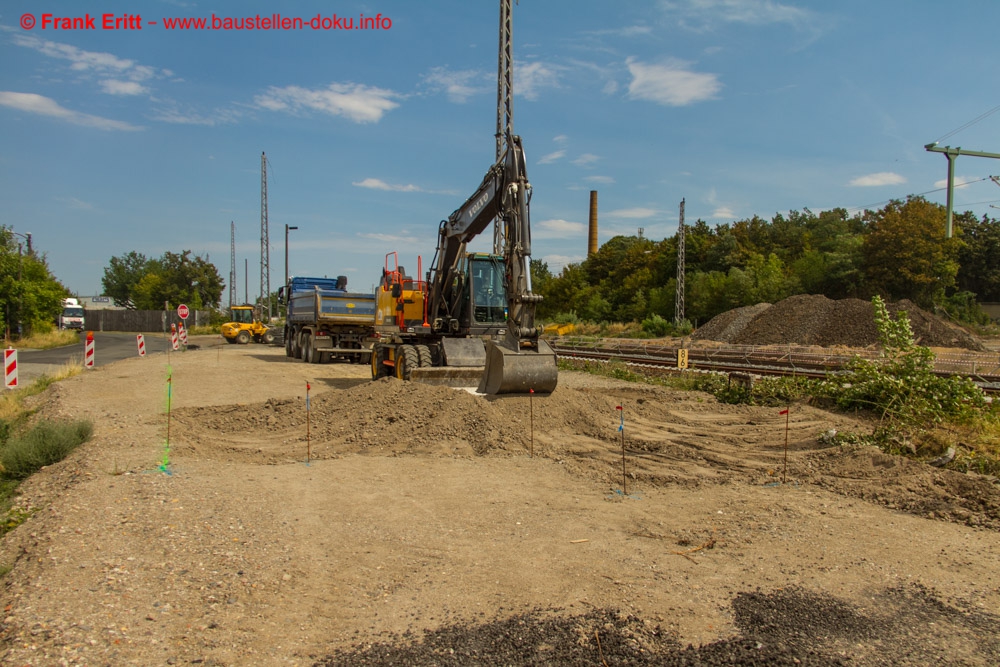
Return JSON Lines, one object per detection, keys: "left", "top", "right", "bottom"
{"left": 369, "top": 1, "right": 556, "bottom": 395}
{"left": 221, "top": 305, "right": 275, "bottom": 344}
{"left": 281, "top": 276, "right": 376, "bottom": 364}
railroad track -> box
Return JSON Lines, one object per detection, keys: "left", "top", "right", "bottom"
{"left": 549, "top": 337, "right": 1000, "bottom": 392}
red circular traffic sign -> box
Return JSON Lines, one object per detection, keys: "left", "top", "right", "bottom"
{"left": 177, "top": 304, "right": 189, "bottom": 320}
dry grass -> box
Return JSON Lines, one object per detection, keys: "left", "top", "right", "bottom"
{"left": 4, "top": 329, "right": 80, "bottom": 350}
{"left": 0, "top": 361, "right": 83, "bottom": 423}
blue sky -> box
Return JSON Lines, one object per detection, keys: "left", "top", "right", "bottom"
{"left": 1, "top": 0, "right": 998, "bottom": 300}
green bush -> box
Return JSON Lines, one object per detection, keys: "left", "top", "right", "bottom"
{"left": 1, "top": 420, "right": 93, "bottom": 479}
{"left": 641, "top": 314, "right": 671, "bottom": 337}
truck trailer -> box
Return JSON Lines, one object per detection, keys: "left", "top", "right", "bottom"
{"left": 281, "top": 276, "right": 376, "bottom": 364}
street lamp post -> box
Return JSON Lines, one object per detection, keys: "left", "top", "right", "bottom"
{"left": 284, "top": 224, "right": 298, "bottom": 313}
{"left": 9, "top": 231, "right": 32, "bottom": 339}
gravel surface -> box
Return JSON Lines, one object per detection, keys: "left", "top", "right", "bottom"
{"left": 1, "top": 341, "right": 998, "bottom": 665}
{"left": 693, "top": 295, "right": 986, "bottom": 350}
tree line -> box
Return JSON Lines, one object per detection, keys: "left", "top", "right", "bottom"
{"left": 0, "top": 228, "right": 68, "bottom": 338}
{"left": 531, "top": 197, "right": 1000, "bottom": 328}
{"left": 102, "top": 250, "right": 224, "bottom": 310}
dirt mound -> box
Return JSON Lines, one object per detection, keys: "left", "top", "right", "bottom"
{"left": 693, "top": 295, "right": 985, "bottom": 350}
{"left": 689, "top": 302, "right": 772, "bottom": 343}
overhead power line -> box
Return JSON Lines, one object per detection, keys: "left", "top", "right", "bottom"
{"left": 935, "top": 103, "right": 1000, "bottom": 144}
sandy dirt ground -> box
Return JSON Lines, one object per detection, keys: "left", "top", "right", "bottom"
{"left": 1, "top": 339, "right": 998, "bottom": 665}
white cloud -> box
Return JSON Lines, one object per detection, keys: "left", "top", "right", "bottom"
{"left": 934, "top": 176, "right": 977, "bottom": 189}
{"left": 353, "top": 178, "right": 421, "bottom": 193}
{"left": 848, "top": 172, "right": 906, "bottom": 187}
{"left": 538, "top": 150, "right": 566, "bottom": 165}
{"left": 626, "top": 57, "right": 721, "bottom": 106}
{"left": 57, "top": 196, "right": 96, "bottom": 210}
{"left": 422, "top": 67, "right": 489, "bottom": 103}
{"left": 572, "top": 153, "right": 600, "bottom": 167}
{"left": 712, "top": 206, "right": 736, "bottom": 218}
{"left": 535, "top": 219, "right": 587, "bottom": 239}
{"left": 586, "top": 25, "right": 654, "bottom": 37}
{"left": 664, "top": 0, "right": 816, "bottom": 29}
{"left": 12, "top": 34, "right": 165, "bottom": 94}
{"left": 254, "top": 82, "right": 400, "bottom": 123}
{"left": 516, "top": 61, "right": 561, "bottom": 100}
{"left": 553, "top": 134, "right": 568, "bottom": 144}
{"left": 352, "top": 178, "right": 456, "bottom": 195}
{"left": 100, "top": 80, "right": 148, "bottom": 96}
{"left": 358, "top": 232, "right": 419, "bottom": 244}
{"left": 542, "top": 253, "right": 585, "bottom": 272}
{"left": 149, "top": 105, "right": 241, "bottom": 126}
{"left": 0, "top": 92, "right": 141, "bottom": 131}
{"left": 585, "top": 175, "right": 616, "bottom": 184}
{"left": 607, "top": 207, "right": 658, "bottom": 219}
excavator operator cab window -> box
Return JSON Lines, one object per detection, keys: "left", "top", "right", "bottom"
{"left": 471, "top": 259, "right": 507, "bottom": 325}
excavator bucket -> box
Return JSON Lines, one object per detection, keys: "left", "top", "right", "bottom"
{"left": 478, "top": 339, "right": 559, "bottom": 395}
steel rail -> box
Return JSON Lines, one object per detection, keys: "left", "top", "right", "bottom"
{"left": 549, "top": 337, "right": 1000, "bottom": 393}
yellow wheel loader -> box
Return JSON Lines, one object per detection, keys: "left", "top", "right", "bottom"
{"left": 221, "top": 305, "right": 275, "bottom": 345}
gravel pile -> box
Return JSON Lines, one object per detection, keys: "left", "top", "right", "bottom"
{"left": 692, "top": 295, "right": 985, "bottom": 350}
{"left": 318, "top": 586, "right": 999, "bottom": 665}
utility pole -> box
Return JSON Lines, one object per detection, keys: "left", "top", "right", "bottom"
{"left": 493, "top": 0, "right": 513, "bottom": 255}
{"left": 924, "top": 143, "right": 1000, "bottom": 237}
{"left": 260, "top": 152, "right": 271, "bottom": 321}
{"left": 675, "top": 198, "right": 686, "bottom": 326}
{"left": 229, "top": 221, "right": 236, "bottom": 309}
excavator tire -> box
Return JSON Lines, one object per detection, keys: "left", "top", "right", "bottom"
{"left": 415, "top": 345, "right": 433, "bottom": 368}
{"left": 371, "top": 346, "right": 388, "bottom": 379}
{"left": 479, "top": 339, "right": 558, "bottom": 395}
{"left": 396, "top": 345, "right": 419, "bottom": 380}
{"left": 263, "top": 330, "right": 275, "bottom": 345}
{"left": 236, "top": 331, "right": 251, "bottom": 345}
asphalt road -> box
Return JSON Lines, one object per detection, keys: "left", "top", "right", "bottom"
{"left": 9, "top": 332, "right": 222, "bottom": 385}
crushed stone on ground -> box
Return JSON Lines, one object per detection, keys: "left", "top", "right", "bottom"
{"left": 692, "top": 295, "right": 985, "bottom": 350}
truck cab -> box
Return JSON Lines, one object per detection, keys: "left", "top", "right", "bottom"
{"left": 59, "top": 298, "right": 85, "bottom": 330}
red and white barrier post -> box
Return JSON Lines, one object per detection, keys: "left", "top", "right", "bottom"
{"left": 4, "top": 347, "right": 17, "bottom": 389}
{"left": 178, "top": 322, "right": 188, "bottom": 346}
{"left": 170, "top": 324, "right": 179, "bottom": 351}
{"left": 84, "top": 331, "right": 95, "bottom": 369}
{"left": 136, "top": 333, "right": 146, "bottom": 357}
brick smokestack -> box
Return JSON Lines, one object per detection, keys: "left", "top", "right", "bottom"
{"left": 588, "top": 190, "right": 598, "bottom": 257}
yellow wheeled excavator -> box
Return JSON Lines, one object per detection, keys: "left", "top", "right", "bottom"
{"left": 369, "top": 0, "right": 557, "bottom": 395}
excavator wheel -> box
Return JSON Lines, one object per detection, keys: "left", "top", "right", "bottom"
{"left": 415, "top": 345, "right": 433, "bottom": 368}
{"left": 236, "top": 330, "right": 251, "bottom": 345}
{"left": 371, "top": 346, "right": 388, "bottom": 379}
{"left": 395, "top": 345, "right": 419, "bottom": 380}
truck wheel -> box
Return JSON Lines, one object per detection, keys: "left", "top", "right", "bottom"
{"left": 302, "top": 334, "right": 312, "bottom": 363}
{"left": 415, "top": 345, "right": 433, "bottom": 368}
{"left": 293, "top": 333, "right": 303, "bottom": 359}
{"left": 236, "top": 331, "right": 251, "bottom": 345}
{"left": 396, "top": 345, "right": 418, "bottom": 380}
{"left": 285, "top": 333, "right": 293, "bottom": 357}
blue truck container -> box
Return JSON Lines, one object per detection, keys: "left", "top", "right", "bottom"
{"left": 282, "top": 276, "right": 376, "bottom": 364}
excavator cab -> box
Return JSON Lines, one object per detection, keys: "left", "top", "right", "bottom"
{"left": 470, "top": 258, "right": 507, "bottom": 326}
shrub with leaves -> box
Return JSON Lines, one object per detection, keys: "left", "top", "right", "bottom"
{"left": 827, "top": 296, "right": 986, "bottom": 448}
{"left": 1, "top": 420, "right": 93, "bottom": 479}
